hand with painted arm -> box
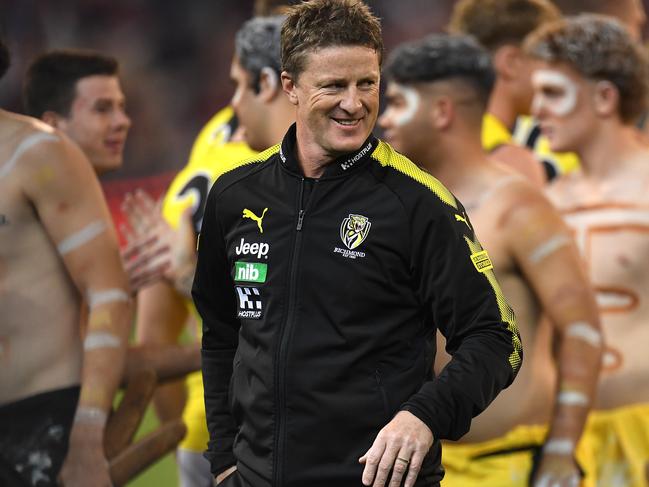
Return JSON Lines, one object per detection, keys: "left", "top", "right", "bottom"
{"left": 21, "top": 134, "right": 132, "bottom": 487}
{"left": 121, "top": 189, "right": 197, "bottom": 296}
{"left": 503, "top": 189, "right": 602, "bottom": 487}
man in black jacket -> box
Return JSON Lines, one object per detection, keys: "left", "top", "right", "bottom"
{"left": 192, "top": 1, "right": 523, "bottom": 486}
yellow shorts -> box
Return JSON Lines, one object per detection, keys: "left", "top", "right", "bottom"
{"left": 441, "top": 425, "right": 548, "bottom": 487}
{"left": 580, "top": 403, "right": 649, "bottom": 487}
{"left": 178, "top": 370, "right": 208, "bottom": 452}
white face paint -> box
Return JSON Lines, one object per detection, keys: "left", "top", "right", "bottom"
{"left": 531, "top": 69, "right": 579, "bottom": 117}
{"left": 391, "top": 83, "right": 421, "bottom": 127}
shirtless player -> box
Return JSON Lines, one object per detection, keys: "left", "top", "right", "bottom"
{"left": 379, "top": 34, "right": 602, "bottom": 486}
{"left": 526, "top": 15, "right": 649, "bottom": 486}
{"left": 0, "top": 39, "right": 131, "bottom": 487}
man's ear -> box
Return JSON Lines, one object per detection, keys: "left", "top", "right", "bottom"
{"left": 431, "top": 96, "right": 454, "bottom": 130}
{"left": 258, "top": 67, "right": 280, "bottom": 102}
{"left": 42, "top": 110, "right": 65, "bottom": 129}
{"left": 493, "top": 44, "right": 521, "bottom": 81}
{"left": 593, "top": 80, "right": 620, "bottom": 119}
{"left": 281, "top": 71, "right": 299, "bottom": 106}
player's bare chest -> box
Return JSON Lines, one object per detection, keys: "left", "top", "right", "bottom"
{"left": 561, "top": 202, "right": 649, "bottom": 311}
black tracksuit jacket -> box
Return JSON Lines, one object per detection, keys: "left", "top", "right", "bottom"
{"left": 193, "top": 125, "right": 522, "bottom": 487}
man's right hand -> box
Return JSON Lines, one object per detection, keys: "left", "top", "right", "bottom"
{"left": 215, "top": 465, "right": 237, "bottom": 485}
{"left": 59, "top": 422, "right": 112, "bottom": 487}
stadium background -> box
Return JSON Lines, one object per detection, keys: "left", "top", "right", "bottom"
{"left": 1, "top": 0, "right": 648, "bottom": 485}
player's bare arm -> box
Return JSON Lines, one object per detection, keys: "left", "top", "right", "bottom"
{"left": 19, "top": 128, "right": 132, "bottom": 487}
{"left": 502, "top": 184, "right": 602, "bottom": 486}
{"left": 135, "top": 281, "right": 189, "bottom": 421}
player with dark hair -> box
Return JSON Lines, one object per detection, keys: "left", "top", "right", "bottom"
{"left": 24, "top": 50, "right": 130, "bottom": 175}
{"left": 130, "top": 13, "right": 294, "bottom": 487}
{"left": 380, "top": 33, "right": 602, "bottom": 487}
{"left": 0, "top": 39, "right": 132, "bottom": 487}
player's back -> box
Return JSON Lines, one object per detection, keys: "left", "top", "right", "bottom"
{"left": 547, "top": 160, "right": 649, "bottom": 409}
{"left": 0, "top": 112, "right": 82, "bottom": 405}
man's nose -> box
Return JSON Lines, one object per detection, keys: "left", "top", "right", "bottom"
{"left": 339, "top": 87, "right": 363, "bottom": 113}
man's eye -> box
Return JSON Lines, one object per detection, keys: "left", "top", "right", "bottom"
{"left": 543, "top": 87, "right": 564, "bottom": 98}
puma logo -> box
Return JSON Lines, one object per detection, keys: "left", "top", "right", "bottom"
{"left": 243, "top": 208, "right": 268, "bottom": 234}
{"left": 455, "top": 213, "right": 471, "bottom": 229}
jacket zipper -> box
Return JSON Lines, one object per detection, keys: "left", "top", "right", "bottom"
{"left": 273, "top": 177, "right": 309, "bottom": 486}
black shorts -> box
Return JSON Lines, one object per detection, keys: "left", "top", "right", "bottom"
{"left": 0, "top": 386, "right": 80, "bottom": 487}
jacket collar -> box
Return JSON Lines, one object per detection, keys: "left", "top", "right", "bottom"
{"left": 278, "top": 123, "right": 379, "bottom": 179}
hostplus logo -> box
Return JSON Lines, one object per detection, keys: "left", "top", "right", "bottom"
{"left": 236, "top": 286, "right": 263, "bottom": 319}
{"left": 340, "top": 141, "right": 372, "bottom": 171}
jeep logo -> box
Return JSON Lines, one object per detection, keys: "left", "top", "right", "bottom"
{"left": 235, "top": 237, "right": 269, "bottom": 259}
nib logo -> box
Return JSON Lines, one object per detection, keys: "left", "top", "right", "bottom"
{"left": 234, "top": 262, "right": 267, "bottom": 283}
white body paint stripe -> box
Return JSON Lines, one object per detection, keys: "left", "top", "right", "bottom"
{"left": 529, "top": 234, "right": 572, "bottom": 264}
{"left": 544, "top": 438, "right": 575, "bottom": 456}
{"left": 88, "top": 289, "right": 129, "bottom": 308}
{"left": 57, "top": 220, "right": 106, "bottom": 255}
{"left": 84, "top": 331, "right": 122, "bottom": 351}
{"left": 535, "top": 472, "right": 580, "bottom": 487}
{"left": 74, "top": 406, "right": 108, "bottom": 425}
{"left": 0, "top": 132, "right": 59, "bottom": 179}
{"left": 566, "top": 321, "right": 603, "bottom": 348}
{"left": 558, "top": 390, "right": 589, "bottom": 407}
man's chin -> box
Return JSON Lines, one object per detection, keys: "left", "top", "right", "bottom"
{"left": 92, "top": 157, "right": 123, "bottom": 175}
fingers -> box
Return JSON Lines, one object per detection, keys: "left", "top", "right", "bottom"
{"left": 360, "top": 435, "right": 386, "bottom": 486}
{"left": 121, "top": 190, "right": 160, "bottom": 237}
{"left": 388, "top": 449, "right": 412, "bottom": 487}
{"left": 403, "top": 449, "right": 425, "bottom": 487}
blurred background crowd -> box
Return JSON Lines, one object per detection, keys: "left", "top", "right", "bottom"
{"left": 0, "top": 0, "right": 459, "bottom": 184}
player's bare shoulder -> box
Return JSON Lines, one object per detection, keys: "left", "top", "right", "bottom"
{"left": 476, "top": 162, "right": 552, "bottom": 229}
{"left": 0, "top": 110, "right": 98, "bottom": 185}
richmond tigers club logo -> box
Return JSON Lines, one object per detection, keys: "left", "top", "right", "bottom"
{"left": 340, "top": 214, "right": 371, "bottom": 250}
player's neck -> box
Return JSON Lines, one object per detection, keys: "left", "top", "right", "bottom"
{"left": 267, "top": 100, "right": 295, "bottom": 148}
{"left": 578, "top": 122, "right": 644, "bottom": 179}
{"left": 430, "top": 132, "right": 485, "bottom": 192}
{"left": 487, "top": 83, "right": 518, "bottom": 130}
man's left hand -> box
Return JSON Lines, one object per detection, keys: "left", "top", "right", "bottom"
{"left": 359, "top": 410, "right": 433, "bottom": 487}
{"left": 532, "top": 454, "right": 581, "bottom": 487}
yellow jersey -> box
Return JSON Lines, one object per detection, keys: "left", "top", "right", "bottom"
{"left": 162, "top": 106, "right": 257, "bottom": 451}
{"left": 482, "top": 113, "right": 580, "bottom": 180}
{"left": 513, "top": 115, "right": 580, "bottom": 179}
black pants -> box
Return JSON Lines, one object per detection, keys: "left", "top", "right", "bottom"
{"left": 0, "top": 386, "right": 80, "bottom": 487}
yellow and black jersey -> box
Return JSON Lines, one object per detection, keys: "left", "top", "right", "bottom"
{"left": 162, "top": 106, "right": 256, "bottom": 452}
{"left": 512, "top": 115, "right": 579, "bottom": 180}
{"left": 481, "top": 112, "right": 513, "bottom": 154}
{"left": 194, "top": 123, "right": 522, "bottom": 483}
{"left": 163, "top": 107, "right": 257, "bottom": 233}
